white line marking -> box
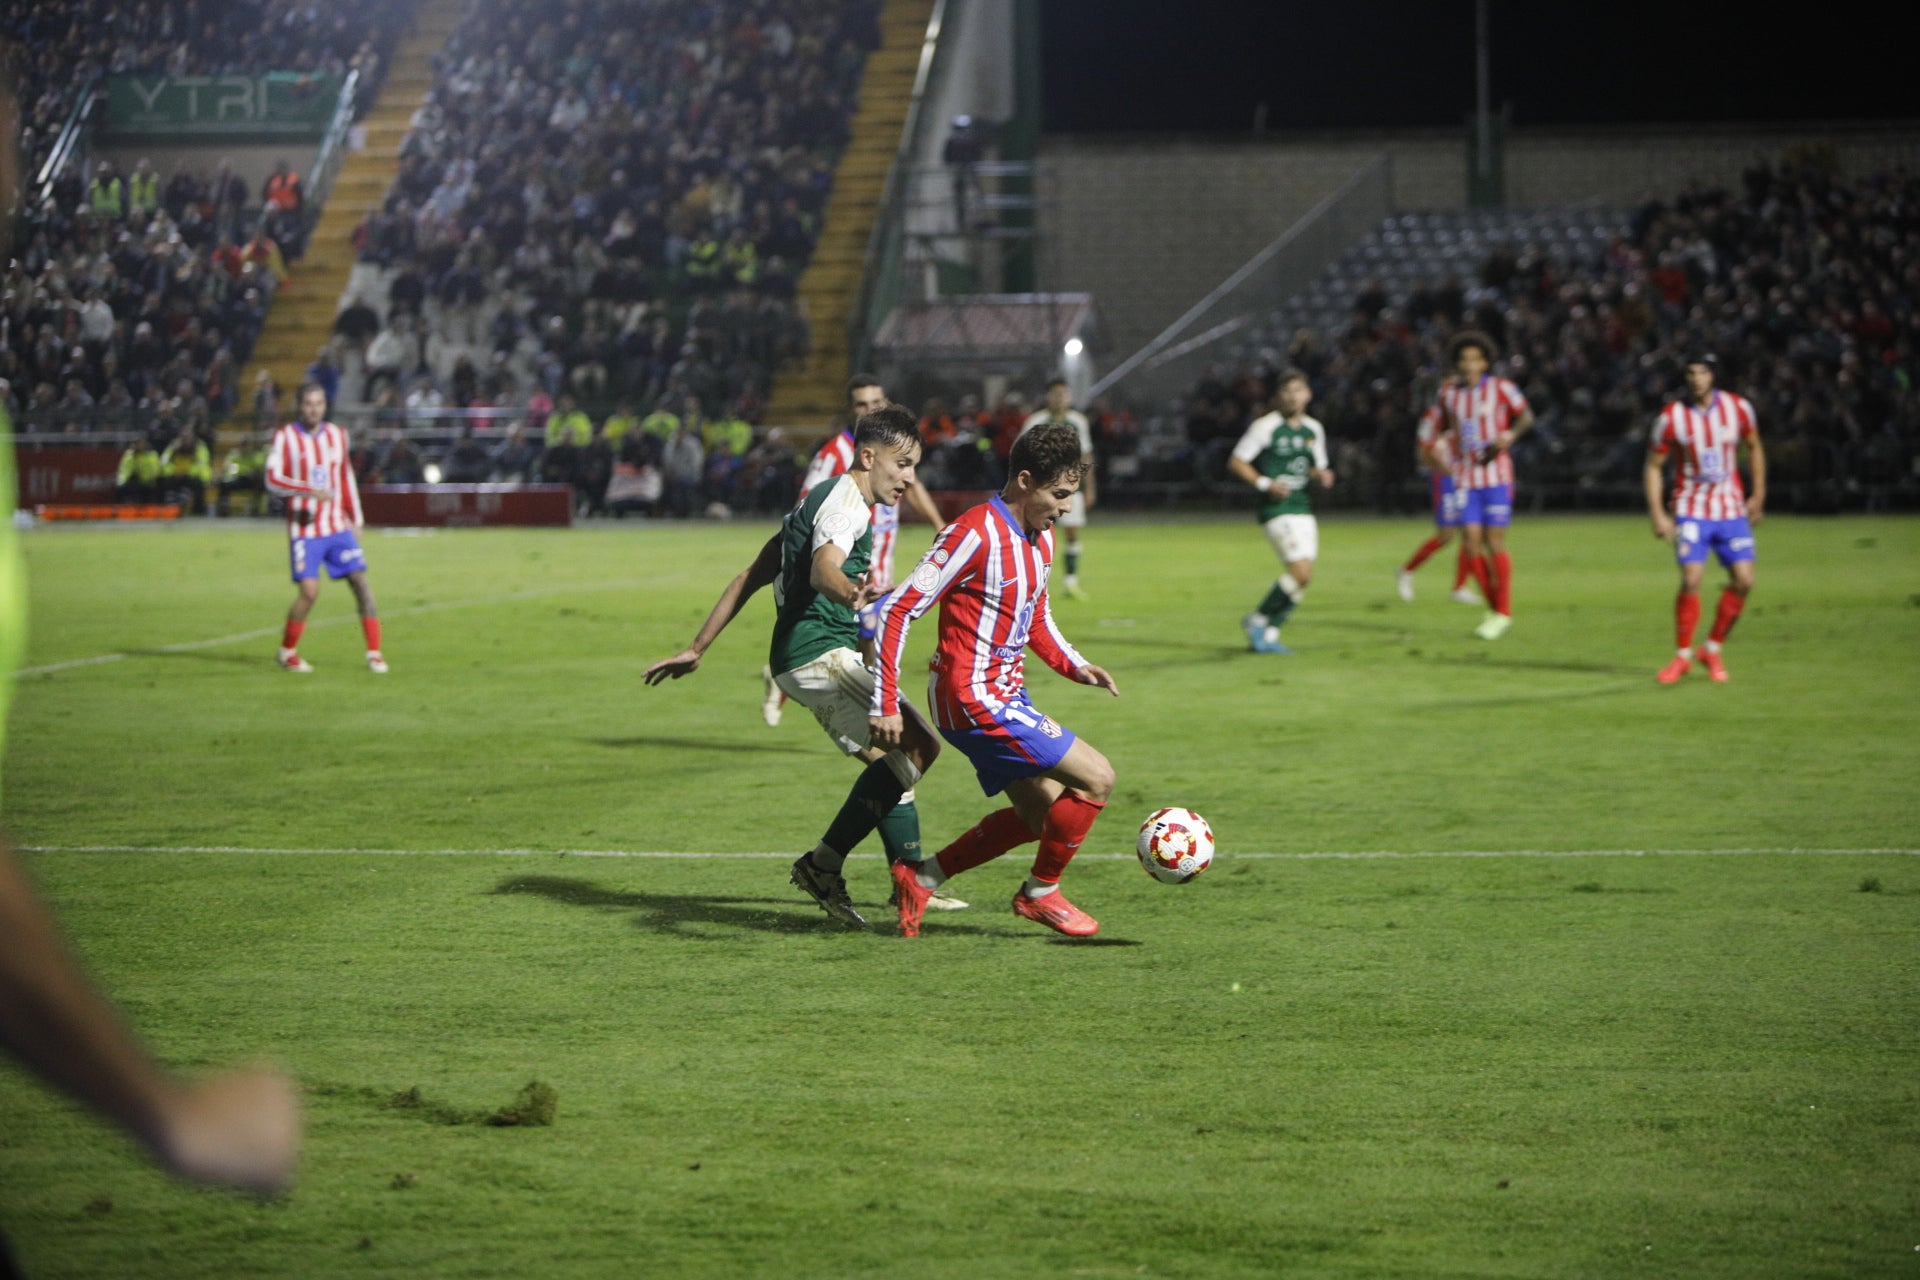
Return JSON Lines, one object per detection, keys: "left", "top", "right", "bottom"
{"left": 11, "top": 575, "right": 683, "bottom": 679}
{"left": 17, "top": 845, "right": 1918, "bottom": 859}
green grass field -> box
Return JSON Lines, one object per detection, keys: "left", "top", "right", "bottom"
{"left": 2, "top": 514, "right": 1917, "bottom": 1278}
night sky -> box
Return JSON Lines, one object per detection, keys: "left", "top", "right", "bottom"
{"left": 1040, "top": 1, "right": 1913, "bottom": 133}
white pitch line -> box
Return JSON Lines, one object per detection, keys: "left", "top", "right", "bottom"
{"left": 11, "top": 575, "right": 682, "bottom": 680}
{"left": 17, "top": 845, "right": 1918, "bottom": 859}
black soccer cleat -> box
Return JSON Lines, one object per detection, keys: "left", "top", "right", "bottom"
{"left": 789, "top": 854, "right": 867, "bottom": 928}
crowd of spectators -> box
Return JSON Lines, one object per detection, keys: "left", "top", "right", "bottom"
{"left": 1180, "top": 158, "right": 1920, "bottom": 509}
{"left": 341, "top": 0, "right": 880, "bottom": 430}
{"left": 3, "top": 0, "right": 412, "bottom": 203}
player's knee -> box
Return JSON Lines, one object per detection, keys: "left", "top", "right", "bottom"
{"left": 1076, "top": 756, "right": 1116, "bottom": 803}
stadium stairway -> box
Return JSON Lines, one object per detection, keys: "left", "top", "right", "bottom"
{"left": 763, "top": 0, "right": 933, "bottom": 430}
{"left": 226, "top": 0, "right": 464, "bottom": 448}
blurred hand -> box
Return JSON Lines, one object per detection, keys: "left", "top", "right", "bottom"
{"left": 868, "top": 713, "right": 903, "bottom": 748}
{"left": 154, "top": 1067, "right": 301, "bottom": 1197}
{"left": 1077, "top": 664, "right": 1119, "bottom": 697}
{"left": 1651, "top": 512, "right": 1675, "bottom": 542}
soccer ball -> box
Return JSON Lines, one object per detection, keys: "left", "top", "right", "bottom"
{"left": 1136, "top": 808, "right": 1215, "bottom": 884}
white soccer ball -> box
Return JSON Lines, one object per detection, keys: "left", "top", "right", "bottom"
{"left": 1136, "top": 808, "right": 1215, "bottom": 884}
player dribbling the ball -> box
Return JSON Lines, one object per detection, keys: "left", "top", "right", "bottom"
{"left": 873, "top": 424, "right": 1120, "bottom": 939}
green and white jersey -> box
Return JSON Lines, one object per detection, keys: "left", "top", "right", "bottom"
{"left": 1233, "top": 412, "right": 1329, "bottom": 520}
{"left": 768, "top": 472, "right": 873, "bottom": 674}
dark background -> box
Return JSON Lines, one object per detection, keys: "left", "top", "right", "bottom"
{"left": 1039, "top": 1, "right": 1911, "bottom": 133}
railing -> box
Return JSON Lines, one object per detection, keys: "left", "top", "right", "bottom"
{"left": 1088, "top": 155, "right": 1394, "bottom": 410}
{"left": 251, "top": 68, "right": 359, "bottom": 250}
{"left": 849, "top": 0, "right": 956, "bottom": 372}
{"left": 32, "top": 73, "right": 99, "bottom": 203}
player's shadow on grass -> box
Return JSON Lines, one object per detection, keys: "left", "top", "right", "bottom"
{"left": 585, "top": 735, "right": 813, "bottom": 756}
{"left": 1430, "top": 653, "right": 1646, "bottom": 677}
{"left": 492, "top": 874, "right": 1046, "bottom": 941}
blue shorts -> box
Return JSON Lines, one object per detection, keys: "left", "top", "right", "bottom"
{"left": 290, "top": 530, "right": 367, "bottom": 582}
{"left": 1457, "top": 483, "right": 1512, "bottom": 528}
{"left": 939, "top": 694, "right": 1078, "bottom": 797}
{"left": 1675, "top": 517, "right": 1755, "bottom": 567}
{"left": 1431, "top": 474, "right": 1464, "bottom": 528}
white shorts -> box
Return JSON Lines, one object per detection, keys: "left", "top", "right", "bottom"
{"left": 1058, "top": 492, "right": 1087, "bottom": 530}
{"left": 774, "top": 647, "right": 875, "bottom": 757}
{"left": 1262, "top": 513, "right": 1318, "bottom": 566}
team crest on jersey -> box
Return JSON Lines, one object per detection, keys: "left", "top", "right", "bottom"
{"left": 1038, "top": 716, "right": 1062, "bottom": 738}
{"left": 932, "top": 548, "right": 950, "bottom": 565}
{"left": 911, "top": 562, "right": 940, "bottom": 592}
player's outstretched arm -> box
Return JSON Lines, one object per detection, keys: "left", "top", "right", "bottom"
{"left": 644, "top": 532, "right": 782, "bottom": 685}
{"left": 0, "top": 839, "right": 301, "bottom": 1196}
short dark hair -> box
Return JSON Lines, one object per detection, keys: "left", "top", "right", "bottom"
{"left": 1275, "top": 367, "right": 1310, "bottom": 390}
{"left": 1448, "top": 330, "right": 1497, "bottom": 363}
{"left": 296, "top": 381, "right": 329, "bottom": 404}
{"left": 1684, "top": 351, "right": 1718, "bottom": 371}
{"left": 1046, "top": 377, "right": 1068, "bottom": 391}
{"left": 853, "top": 404, "right": 921, "bottom": 456}
{"left": 1010, "top": 422, "right": 1086, "bottom": 488}
{"left": 846, "top": 372, "right": 883, "bottom": 403}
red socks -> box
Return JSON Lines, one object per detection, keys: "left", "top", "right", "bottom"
{"left": 363, "top": 616, "right": 382, "bottom": 652}
{"left": 1029, "top": 795, "right": 1107, "bottom": 886}
{"left": 1404, "top": 535, "right": 1445, "bottom": 572}
{"left": 1675, "top": 591, "right": 1701, "bottom": 651}
{"left": 936, "top": 808, "right": 1037, "bottom": 879}
{"left": 1464, "top": 554, "right": 1493, "bottom": 602}
{"left": 1708, "top": 588, "right": 1745, "bottom": 644}
{"left": 281, "top": 619, "right": 304, "bottom": 651}
{"left": 1453, "top": 548, "right": 1472, "bottom": 591}
{"left": 1491, "top": 551, "right": 1513, "bottom": 617}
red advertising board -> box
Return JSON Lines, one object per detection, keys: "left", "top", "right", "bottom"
{"left": 360, "top": 484, "right": 573, "bottom": 527}
{"left": 13, "top": 447, "right": 121, "bottom": 505}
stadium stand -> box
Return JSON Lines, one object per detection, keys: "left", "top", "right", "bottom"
{"left": 1166, "top": 159, "right": 1920, "bottom": 512}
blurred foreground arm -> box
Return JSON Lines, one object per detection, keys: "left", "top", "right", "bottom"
{"left": 0, "top": 840, "right": 301, "bottom": 1195}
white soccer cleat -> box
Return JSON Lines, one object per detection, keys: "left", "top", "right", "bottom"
{"left": 276, "top": 648, "right": 313, "bottom": 673}
{"left": 366, "top": 652, "right": 389, "bottom": 674}
{"left": 1449, "top": 587, "right": 1484, "bottom": 606}
{"left": 1396, "top": 569, "right": 1416, "bottom": 602}
{"left": 1474, "top": 612, "right": 1512, "bottom": 640}
{"left": 760, "top": 664, "right": 782, "bottom": 726}
{"left": 926, "top": 888, "right": 969, "bottom": 911}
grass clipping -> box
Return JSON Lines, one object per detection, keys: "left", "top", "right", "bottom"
{"left": 318, "top": 1080, "right": 557, "bottom": 1127}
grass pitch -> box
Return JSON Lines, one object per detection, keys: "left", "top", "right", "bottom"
{"left": 2, "top": 514, "right": 1916, "bottom": 1278}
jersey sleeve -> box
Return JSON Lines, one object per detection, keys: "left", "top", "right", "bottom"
{"left": 870, "top": 521, "right": 983, "bottom": 717}
{"left": 1308, "top": 420, "right": 1330, "bottom": 471}
{"left": 797, "top": 436, "right": 847, "bottom": 500}
{"left": 1499, "top": 378, "right": 1530, "bottom": 416}
{"left": 1648, "top": 409, "right": 1676, "bottom": 456}
{"left": 1028, "top": 575, "right": 1088, "bottom": 681}
{"left": 1230, "top": 415, "right": 1273, "bottom": 464}
{"left": 809, "top": 482, "right": 870, "bottom": 556}
{"left": 1734, "top": 395, "right": 1758, "bottom": 438}
{"left": 1072, "top": 412, "right": 1094, "bottom": 456}
{"left": 264, "top": 426, "right": 324, "bottom": 496}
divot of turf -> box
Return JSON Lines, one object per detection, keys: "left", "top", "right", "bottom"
{"left": 312, "top": 1080, "right": 557, "bottom": 1127}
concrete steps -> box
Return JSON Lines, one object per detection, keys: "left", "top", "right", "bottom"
{"left": 765, "top": 0, "right": 933, "bottom": 424}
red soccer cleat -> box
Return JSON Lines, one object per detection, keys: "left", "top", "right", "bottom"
{"left": 890, "top": 862, "right": 933, "bottom": 938}
{"left": 1011, "top": 887, "right": 1099, "bottom": 937}
{"left": 1701, "top": 651, "right": 1729, "bottom": 683}
{"left": 1655, "top": 655, "right": 1692, "bottom": 684}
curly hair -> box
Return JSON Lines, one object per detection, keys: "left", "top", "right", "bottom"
{"left": 1009, "top": 422, "right": 1086, "bottom": 488}
{"left": 1448, "top": 330, "right": 1498, "bottom": 363}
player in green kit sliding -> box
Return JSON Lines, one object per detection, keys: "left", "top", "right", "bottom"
{"left": 644, "top": 406, "right": 942, "bottom": 927}
{"left": 1227, "top": 369, "right": 1336, "bottom": 653}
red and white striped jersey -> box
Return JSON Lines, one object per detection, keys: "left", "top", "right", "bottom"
{"left": 1652, "top": 391, "right": 1758, "bottom": 520}
{"left": 266, "top": 421, "right": 362, "bottom": 538}
{"left": 1414, "top": 408, "right": 1456, "bottom": 473}
{"left": 870, "top": 496, "right": 1087, "bottom": 726}
{"left": 1430, "top": 375, "right": 1528, "bottom": 489}
{"left": 800, "top": 428, "right": 900, "bottom": 587}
